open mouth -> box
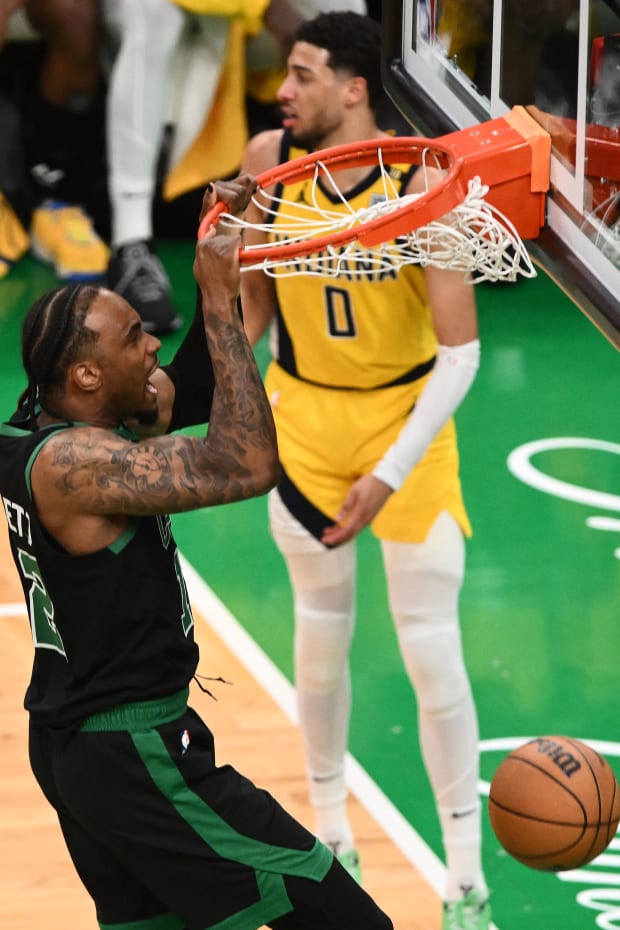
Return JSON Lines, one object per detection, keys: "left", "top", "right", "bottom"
{"left": 146, "top": 364, "right": 159, "bottom": 396}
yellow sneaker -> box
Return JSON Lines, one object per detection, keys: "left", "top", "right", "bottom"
{"left": 0, "top": 192, "right": 30, "bottom": 279}
{"left": 30, "top": 199, "right": 109, "bottom": 281}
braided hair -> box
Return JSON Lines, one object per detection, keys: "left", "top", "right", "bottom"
{"left": 18, "top": 283, "right": 101, "bottom": 423}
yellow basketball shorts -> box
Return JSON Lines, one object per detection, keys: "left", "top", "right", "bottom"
{"left": 265, "top": 362, "right": 472, "bottom": 544}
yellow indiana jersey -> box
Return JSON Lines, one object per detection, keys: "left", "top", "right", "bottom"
{"left": 268, "top": 135, "right": 438, "bottom": 391}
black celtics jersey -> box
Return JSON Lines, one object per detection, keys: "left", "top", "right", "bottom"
{"left": 0, "top": 414, "right": 199, "bottom": 727}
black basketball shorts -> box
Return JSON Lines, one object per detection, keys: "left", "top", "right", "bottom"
{"left": 28, "top": 689, "right": 392, "bottom": 930}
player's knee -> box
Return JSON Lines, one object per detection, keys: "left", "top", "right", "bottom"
{"left": 395, "top": 616, "right": 472, "bottom": 713}
{"left": 294, "top": 603, "right": 353, "bottom": 692}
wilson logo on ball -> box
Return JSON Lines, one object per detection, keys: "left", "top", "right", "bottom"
{"left": 533, "top": 737, "right": 581, "bottom": 777}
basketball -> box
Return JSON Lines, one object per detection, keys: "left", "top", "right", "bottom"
{"left": 488, "top": 736, "right": 620, "bottom": 871}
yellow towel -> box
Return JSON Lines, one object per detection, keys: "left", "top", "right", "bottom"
{"left": 169, "top": 0, "right": 268, "bottom": 34}
{"left": 163, "top": 20, "right": 248, "bottom": 200}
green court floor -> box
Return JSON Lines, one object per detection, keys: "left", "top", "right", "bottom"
{"left": 1, "top": 244, "right": 618, "bottom": 930}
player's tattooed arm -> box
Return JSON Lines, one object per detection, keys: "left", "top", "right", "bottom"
{"left": 33, "top": 226, "right": 280, "bottom": 520}
{"left": 38, "top": 409, "right": 278, "bottom": 517}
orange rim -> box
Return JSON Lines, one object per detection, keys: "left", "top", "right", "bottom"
{"left": 197, "top": 137, "right": 466, "bottom": 260}
{"left": 196, "top": 111, "right": 550, "bottom": 257}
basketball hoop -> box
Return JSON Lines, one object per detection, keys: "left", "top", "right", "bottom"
{"left": 198, "top": 106, "right": 551, "bottom": 284}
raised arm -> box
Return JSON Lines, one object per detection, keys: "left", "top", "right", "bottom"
{"left": 31, "top": 233, "right": 281, "bottom": 553}
{"left": 135, "top": 173, "right": 261, "bottom": 436}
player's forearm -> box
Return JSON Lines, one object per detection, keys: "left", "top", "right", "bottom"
{"left": 201, "top": 294, "right": 281, "bottom": 500}
{"left": 372, "top": 340, "right": 480, "bottom": 491}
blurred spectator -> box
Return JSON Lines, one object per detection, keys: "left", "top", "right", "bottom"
{"left": 101, "top": 0, "right": 368, "bottom": 335}
{"left": 0, "top": 1, "right": 109, "bottom": 282}
{"left": 0, "top": 19, "right": 30, "bottom": 280}
{"left": 101, "top": 0, "right": 303, "bottom": 334}
{"left": 0, "top": 0, "right": 22, "bottom": 47}
{"left": 1, "top": 0, "right": 375, "bottom": 309}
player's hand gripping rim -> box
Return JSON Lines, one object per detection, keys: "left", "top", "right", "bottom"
{"left": 197, "top": 174, "right": 257, "bottom": 240}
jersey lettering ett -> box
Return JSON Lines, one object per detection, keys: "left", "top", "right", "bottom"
{"left": 0, "top": 415, "right": 199, "bottom": 727}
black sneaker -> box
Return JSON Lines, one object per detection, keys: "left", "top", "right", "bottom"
{"left": 107, "top": 239, "right": 182, "bottom": 334}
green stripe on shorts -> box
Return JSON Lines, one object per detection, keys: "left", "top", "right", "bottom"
{"left": 131, "top": 728, "right": 333, "bottom": 929}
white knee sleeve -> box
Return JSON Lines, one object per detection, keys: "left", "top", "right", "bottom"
{"left": 382, "top": 511, "right": 468, "bottom": 711}
{"left": 382, "top": 512, "right": 479, "bottom": 806}
{"left": 269, "top": 490, "right": 355, "bottom": 693}
{"left": 269, "top": 491, "right": 355, "bottom": 788}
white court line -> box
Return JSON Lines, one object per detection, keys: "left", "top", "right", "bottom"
{"left": 0, "top": 603, "right": 27, "bottom": 618}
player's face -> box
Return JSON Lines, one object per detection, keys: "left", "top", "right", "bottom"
{"left": 83, "top": 291, "right": 162, "bottom": 427}
{"left": 277, "top": 41, "right": 353, "bottom": 149}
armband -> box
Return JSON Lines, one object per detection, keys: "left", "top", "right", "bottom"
{"left": 372, "top": 339, "right": 480, "bottom": 491}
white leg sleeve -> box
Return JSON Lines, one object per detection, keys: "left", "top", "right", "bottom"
{"left": 106, "top": 0, "right": 185, "bottom": 244}
{"left": 268, "top": 490, "right": 356, "bottom": 847}
{"left": 381, "top": 512, "right": 486, "bottom": 898}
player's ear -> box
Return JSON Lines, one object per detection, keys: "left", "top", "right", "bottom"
{"left": 71, "top": 359, "right": 102, "bottom": 394}
{"left": 343, "top": 75, "right": 367, "bottom": 107}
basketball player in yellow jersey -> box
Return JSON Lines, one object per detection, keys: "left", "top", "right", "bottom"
{"left": 240, "top": 12, "right": 490, "bottom": 930}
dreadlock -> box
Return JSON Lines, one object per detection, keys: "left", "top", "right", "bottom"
{"left": 18, "top": 283, "right": 101, "bottom": 422}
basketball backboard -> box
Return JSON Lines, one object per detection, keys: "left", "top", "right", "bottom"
{"left": 382, "top": 0, "right": 620, "bottom": 348}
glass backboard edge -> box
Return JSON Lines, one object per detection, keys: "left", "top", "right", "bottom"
{"left": 381, "top": 1, "right": 620, "bottom": 350}
{"left": 529, "top": 235, "right": 620, "bottom": 350}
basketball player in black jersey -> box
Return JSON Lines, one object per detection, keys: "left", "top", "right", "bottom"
{"left": 0, "top": 175, "right": 392, "bottom": 930}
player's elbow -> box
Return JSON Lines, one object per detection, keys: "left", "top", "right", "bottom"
{"left": 253, "top": 454, "right": 283, "bottom": 497}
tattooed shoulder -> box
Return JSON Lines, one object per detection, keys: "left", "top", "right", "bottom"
{"left": 41, "top": 427, "right": 207, "bottom": 513}
{"left": 112, "top": 442, "right": 172, "bottom": 493}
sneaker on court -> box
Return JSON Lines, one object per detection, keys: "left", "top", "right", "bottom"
{"left": 30, "top": 199, "right": 109, "bottom": 282}
{"left": 107, "top": 239, "right": 182, "bottom": 335}
{"left": 0, "top": 192, "right": 30, "bottom": 279}
{"left": 327, "top": 841, "right": 362, "bottom": 885}
{"left": 442, "top": 887, "right": 491, "bottom": 930}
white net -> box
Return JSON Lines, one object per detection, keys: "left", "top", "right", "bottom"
{"left": 218, "top": 154, "right": 537, "bottom": 283}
